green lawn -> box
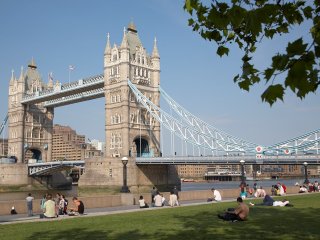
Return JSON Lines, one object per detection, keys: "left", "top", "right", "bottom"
{"left": 1, "top": 194, "right": 320, "bottom": 240}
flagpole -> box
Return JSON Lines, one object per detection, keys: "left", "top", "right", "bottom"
{"left": 68, "top": 68, "right": 71, "bottom": 84}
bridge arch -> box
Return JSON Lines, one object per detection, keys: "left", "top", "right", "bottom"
{"left": 133, "top": 136, "right": 150, "bottom": 157}
{"left": 25, "top": 147, "right": 42, "bottom": 162}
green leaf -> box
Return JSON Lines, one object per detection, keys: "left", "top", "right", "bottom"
{"left": 238, "top": 78, "right": 251, "bottom": 91}
{"left": 315, "top": 45, "right": 320, "bottom": 57}
{"left": 217, "top": 46, "right": 229, "bottom": 57}
{"left": 271, "top": 54, "right": 289, "bottom": 71}
{"left": 303, "top": 6, "right": 313, "bottom": 19}
{"left": 261, "top": 84, "right": 284, "bottom": 105}
{"left": 233, "top": 74, "right": 240, "bottom": 82}
{"left": 286, "top": 38, "right": 308, "bottom": 56}
{"left": 188, "top": 18, "right": 194, "bottom": 26}
{"left": 264, "top": 68, "right": 275, "bottom": 82}
{"left": 285, "top": 60, "right": 307, "bottom": 92}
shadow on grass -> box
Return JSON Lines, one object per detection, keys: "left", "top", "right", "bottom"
{"left": 17, "top": 195, "right": 320, "bottom": 240}
{"left": 170, "top": 204, "right": 320, "bottom": 240}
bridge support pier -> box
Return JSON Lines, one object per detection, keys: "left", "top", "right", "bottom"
{"left": 78, "top": 157, "right": 181, "bottom": 192}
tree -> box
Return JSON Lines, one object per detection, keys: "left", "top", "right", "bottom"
{"left": 184, "top": 0, "right": 320, "bottom": 105}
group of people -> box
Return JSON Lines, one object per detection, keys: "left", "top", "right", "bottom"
{"left": 24, "top": 193, "right": 84, "bottom": 219}
{"left": 238, "top": 182, "right": 287, "bottom": 199}
{"left": 298, "top": 181, "right": 319, "bottom": 193}
{"left": 139, "top": 186, "right": 180, "bottom": 208}
{"left": 270, "top": 182, "right": 287, "bottom": 196}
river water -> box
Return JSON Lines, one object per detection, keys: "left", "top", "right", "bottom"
{"left": 1, "top": 178, "right": 319, "bottom": 201}
{"left": 181, "top": 177, "right": 320, "bottom": 191}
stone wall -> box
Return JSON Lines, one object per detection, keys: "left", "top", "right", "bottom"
{"left": 0, "top": 186, "right": 304, "bottom": 215}
{"left": 78, "top": 157, "right": 180, "bottom": 191}
{"left": 0, "top": 164, "right": 29, "bottom": 185}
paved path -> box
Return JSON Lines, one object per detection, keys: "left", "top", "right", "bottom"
{"left": 0, "top": 199, "right": 236, "bottom": 225}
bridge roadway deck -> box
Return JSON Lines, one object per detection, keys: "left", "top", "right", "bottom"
{"left": 21, "top": 74, "right": 104, "bottom": 106}
{"left": 136, "top": 155, "right": 320, "bottom": 165}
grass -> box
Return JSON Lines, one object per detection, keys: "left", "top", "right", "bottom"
{"left": 1, "top": 194, "right": 320, "bottom": 240}
{"left": 0, "top": 184, "right": 47, "bottom": 193}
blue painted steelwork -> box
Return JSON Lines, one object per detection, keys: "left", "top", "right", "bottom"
{"left": 16, "top": 71, "right": 320, "bottom": 157}
{"left": 28, "top": 160, "right": 85, "bottom": 176}
{"left": 159, "top": 86, "right": 258, "bottom": 151}
{"left": 129, "top": 79, "right": 257, "bottom": 155}
{"left": 136, "top": 154, "right": 320, "bottom": 165}
{"left": 0, "top": 114, "right": 8, "bottom": 135}
{"left": 21, "top": 74, "right": 104, "bottom": 106}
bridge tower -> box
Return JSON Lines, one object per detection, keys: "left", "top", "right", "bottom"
{"left": 7, "top": 59, "right": 54, "bottom": 163}
{"left": 104, "top": 22, "right": 161, "bottom": 158}
{"left": 78, "top": 22, "right": 179, "bottom": 191}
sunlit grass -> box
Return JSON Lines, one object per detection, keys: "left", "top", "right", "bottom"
{"left": 1, "top": 194, "right": 319, "bottom": 240}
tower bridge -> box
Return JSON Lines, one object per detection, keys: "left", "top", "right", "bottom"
{"left": 1, "top": 22, "right": 320, "bottom": 190}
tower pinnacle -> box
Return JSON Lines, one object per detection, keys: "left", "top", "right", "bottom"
{"left": 105, "top": 33, "right": 111, "bottom": 55}
{"left": 28, "top": 57, "right": 37, "bottom": 69}
{"left": 152, "top": 37, "right": 160, "bottom": 58}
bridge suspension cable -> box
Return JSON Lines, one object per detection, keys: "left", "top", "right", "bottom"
{"left": 159, "top": 86, "right": 259, "bottom": 150}
{"left": 264, "top": 129, "right": 320, "bottom": 154}
{"left": 0, "top": 114, "right": 8, "bottom": 136}
{"left": 128, "top": 80, "right": 257, "bottom": 155}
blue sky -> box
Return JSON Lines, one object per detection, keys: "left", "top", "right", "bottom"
{"left": 0, "top": 0, "right": 319, "bottom": 148}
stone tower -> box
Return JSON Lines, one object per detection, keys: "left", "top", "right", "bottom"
{"left": 104, "top": 22, "right": 161, "bottom": 158}
{"left": 7, "top": 59, "right": 54, "bottom": 163}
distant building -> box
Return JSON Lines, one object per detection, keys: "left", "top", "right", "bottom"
{"left": 176, "top": 163, "right": 319, "bottom": 180}
{"left": 88, "top": 139, "right": 105, "bottom": 156}
{"left": 0, "top": 138, "right": 8, "bottom": 157}
{"left": 52, "top": 124, "right": 103, "bottom": 161}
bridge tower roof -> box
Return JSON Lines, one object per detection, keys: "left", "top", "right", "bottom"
{"left": 126, "top": 21, "right": 143, "bottom": 58}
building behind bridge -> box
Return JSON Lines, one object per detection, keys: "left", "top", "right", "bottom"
{"left": 51, "top": 124, "right": 104, "bottom": 161}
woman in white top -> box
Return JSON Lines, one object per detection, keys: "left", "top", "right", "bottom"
{"left": 169, "top": 191, "right": 179, "bottom": 207}
{"left": 139, "top": 195, "right": 149, "bottom": 208}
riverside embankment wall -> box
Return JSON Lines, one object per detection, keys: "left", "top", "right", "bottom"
{"left": 0, "top": 186, "right": 301, "bottom": 215}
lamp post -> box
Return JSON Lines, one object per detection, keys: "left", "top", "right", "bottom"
{"left": 303, "top": 162, "right": 309, "bottom": 184}
{"left": 120, "top": 157, "right": 130, "bottom": 193}
{"left": 240, "top": 159, "right": 246, "bottom": 187}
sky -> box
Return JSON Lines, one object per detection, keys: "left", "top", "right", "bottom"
{"left": 0, "top": 0, "right": 319, "bottom": 150}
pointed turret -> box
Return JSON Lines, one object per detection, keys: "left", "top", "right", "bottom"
{"left": 28, "top": 57, "right": 37, "bottom": 69}
{"left": 18, "top": 66, "right": 24, "bottom": 82}
{"left": 152, "top": 37, "right": 160, "bottom": 58}
{"left": 10, "top": 69, "right": 15, "bottom": 84}
{"left": 104, "top": 33, "right": 111, "bottom": 55}
{"left": 48, "top": 72, "right": 54, "bottom": 89}
{"left": 127, "top": 21, "right": 137, "bottom": 33}
{"left": 120, "top": 27, "right": 129, "bottom": 49}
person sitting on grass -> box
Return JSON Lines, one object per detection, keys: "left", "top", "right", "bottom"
{"left": 69, "top": 197, "right": 84, "bottom": 215}
{"left": 153, "top": 191, "right": 164, "bottom": 207}
{"left": 217, "top": 197, "right": 249, "bottom": 222}
{"left": 40, "top": 193, "right": 56, "bottom": 218}
{"left": 299, "top": 185, "right": 308, "bottom": 193}
{"left": 207, "top": 188, "right": 222, "bottom": 202}
{"left": 139, "top": 195, "right": 149, "bottom": 208}
{"left": 169, "top": 191, "right": 179, "bottom": 207}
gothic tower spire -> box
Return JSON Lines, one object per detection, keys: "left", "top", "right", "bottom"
{"left": 120, "top": 27, "right": 128, "bottom": 49}
{"left": 104, "top": 33, "right": 111, "bottom": 55}
{"left": 152, "top": 37, "right": 160, "bottom": 58}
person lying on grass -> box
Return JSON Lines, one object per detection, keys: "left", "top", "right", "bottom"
{"left": 249, "top": 195, "right": 293, "bottom": 207}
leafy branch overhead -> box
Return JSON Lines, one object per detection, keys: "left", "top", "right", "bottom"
{"left": 184, "top": 0, "right": 320, "bottom": 105}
